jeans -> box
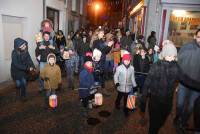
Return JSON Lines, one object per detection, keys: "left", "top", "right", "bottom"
{"left": 115, "top": 91, "right": 129, "bottom": 114}
{"left": 39, "top": 62, "right": 47, "bottom": 90}
{"left": 176, "top": 83, "right": 200, "bottom": 125}
{"left": 15, "top": 77, "right": 27, "bottom": 97}
{"left": 78, "top": 55, "right": 84, "bottom": 71}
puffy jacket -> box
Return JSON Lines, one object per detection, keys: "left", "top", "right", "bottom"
{"left": 79, "top": 68, "right": 95, "bottom": 98}
{"left": 114, "top": 64, "right": 137, "bottom": 93}
{"left": 40, "top": 64, "right": 61, "bottom": 90}
{"left": 11, "top": 38, "right": 35, "bottom": 80}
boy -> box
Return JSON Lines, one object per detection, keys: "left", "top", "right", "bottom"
{"left": 40, "top": 53, "right": 61, "bottom": 108}
{"left": 79, "top": 56, "right": 97, "bottom": 117}
{"left": 114, "top": 54, "right": 137, "bottom": 117}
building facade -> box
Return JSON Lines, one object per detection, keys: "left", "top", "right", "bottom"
{"left": 128, "top": 0, "right": 200, "bottom": 47}
{"left": 0, "top": 0, "right": 87, "bottom": 82}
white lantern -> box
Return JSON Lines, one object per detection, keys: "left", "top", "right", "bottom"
{"left": 95, "top": 93, "right": 103, "bottom": 106}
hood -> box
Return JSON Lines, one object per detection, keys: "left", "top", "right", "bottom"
{"left": 47, "top": 53, "right": 56, "bottom": 64}
{"left": 14, "top": 38, "right": 28, "bottom": 50}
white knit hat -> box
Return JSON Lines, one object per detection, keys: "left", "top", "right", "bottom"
{"left": 161, "top": 40, "right": 177, "bottom": 58}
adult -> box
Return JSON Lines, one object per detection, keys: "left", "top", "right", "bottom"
{"left": 174, "top": 29, "right": 200, "bottom": 132}
{"left": 11, "top": 38, "right": 35, "bottom": 101}
{"left": 147, "top": 31, "right": 157, "bottom": 49}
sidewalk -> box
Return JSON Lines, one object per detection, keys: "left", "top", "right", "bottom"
{"left": 0, "top": 80, "right": 15, "bottom": 94}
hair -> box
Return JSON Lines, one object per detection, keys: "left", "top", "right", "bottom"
{"left": 195, "top": 29, "right": 200, "bottom": 35}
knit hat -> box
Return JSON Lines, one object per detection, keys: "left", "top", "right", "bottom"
{"left": 122, "top": 54, "right": 131, "bottom": 61}
{"left": 84, "top": 56, "right": 93, "bottom": 63}
{"left": 161, "top": 40, "right": 177, "bottom": 58}
{"left": 92, "top": 48, "right": 102, "bottom": 62}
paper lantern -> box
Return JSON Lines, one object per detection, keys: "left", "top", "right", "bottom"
{"left": 49, "top": 94, "right": 57, "bottom": 108}
{"left": 126, "top": 94, "right": 136, "bottom": 110}
{"left": 95, "top": 93, "right": 103, "bottom": 106}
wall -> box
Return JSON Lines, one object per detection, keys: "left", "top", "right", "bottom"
{"left": 0, "top": 0, "right": 43, "bottom": 82}
{"left": 46, "top": 0, "right": 66, "bottom": 35}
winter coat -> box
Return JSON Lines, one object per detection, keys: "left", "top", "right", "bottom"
{"left": 11, "top": 38, "right": 35, "bottom": 80}
{"left": 133, "top": 55, "right": 150, "bottom": 73}
{"left": 114, "top": 64, "right": 137, "bottom": 93}
{"left": 35, "top": 41, "right": 59, "bottom": 62}
{"left": 79, "top": 68, "right": 95, "bottom": 98}
{"left": 178, "top": 40, "right": 200, "bottom": 84}
{"left": 55, "top": 36, "right": 66, "bottom": 49}
{"left": 40, "top": 64, "right": 61, "bottom": 90}
{"left": 139, "top": 60, "right": 200, "bottom": 112}
{"left": 147, "top": 36, "right": 156, "bottom": 49}
{"left": 120, "top": 35, "right": 133, "bottom": 50}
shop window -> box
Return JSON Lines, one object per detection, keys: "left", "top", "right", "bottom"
{"left": 168, "top": 11, "right": 200, "bottom": 48}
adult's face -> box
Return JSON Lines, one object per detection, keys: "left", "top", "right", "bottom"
{"left": 195, "top": 31, "right": 200, "bottom": 46}
{"left": 98, "top": 31, "right": 104, "bottom": 39}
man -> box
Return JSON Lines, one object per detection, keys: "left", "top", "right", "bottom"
{"left": 120, "top": 29, "right": 133, "bottom": 51}
{"left": 174, "top": 29, "right": 200, "bottom": 132}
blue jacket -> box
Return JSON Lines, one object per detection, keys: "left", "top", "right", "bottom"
{"left": 79, "top": 68, "right": 95, "bottom": 98}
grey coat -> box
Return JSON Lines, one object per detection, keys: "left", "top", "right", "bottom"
{"left": 114, "top": 64, "right": 137, "bottom": 93}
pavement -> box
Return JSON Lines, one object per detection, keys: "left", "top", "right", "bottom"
{"left": 0, "top": 77, "right": 195, "bottom": 134}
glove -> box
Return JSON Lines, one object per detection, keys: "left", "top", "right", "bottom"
{"left": 115, "top": 83, "right": 120, "bottom": 88}
{"left": 44, "top": 77, "right": 49, "bottom": 81}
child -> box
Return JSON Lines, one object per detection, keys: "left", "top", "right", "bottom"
{"left": 114, "top": 54, "right": 137, "bottom": 117}
{"left": 79, "top": 56, "right": 97, "bottom": 117}
{"left": 133, "top": 47, "right": 150, "bottom": 94}
{"left": 40, "top": 53, "right": 61, "bottom": 108}
{"left": 11, "top": 38, "right": 35, "bottom": 101}
{"left": 139, "top": 40, "right": 200, "bottom": 134}
{"left": 63, "top": 48, "right": 79, "bottom": 90}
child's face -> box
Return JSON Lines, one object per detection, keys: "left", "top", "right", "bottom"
{"left": 148, "top": 49, "right": 153, "bottom": 54}
{"left": 86, "top": 61, "right": 93, "bottom": 68}
{"left": 43, "top": 34, "right": 50, "bottom": 41}
{"left": 140, "top": 49, "right": 146, "bottom": 56}
{"left": 49, "top": 57, "right": 55, "bottom": 65}
{"left": 123, "top": 60, "right": 130, "bottom": 66}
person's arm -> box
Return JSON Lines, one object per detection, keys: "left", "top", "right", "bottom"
{"left": 131, "top": 67, "right": 137, "bottom": 88}
{"left": 114, "top": 66, "right": 120, "bottom": 85}
{"left": 177, "top": 64, "right": 200, "bottom": 91}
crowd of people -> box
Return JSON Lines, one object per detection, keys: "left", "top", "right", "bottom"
{"left": 10, "top": 19, "right": 200, "bottom": 134}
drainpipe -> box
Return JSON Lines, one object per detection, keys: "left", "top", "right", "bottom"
{"left": 43, "top": 0, "right": 46, "bottom": 19}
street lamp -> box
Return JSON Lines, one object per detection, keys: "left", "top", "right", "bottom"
{"left": 95, "top": 3, "right": 100, "bottom": 11}
{"left": 94, "top": 3, "right": 101, "bottom": 25}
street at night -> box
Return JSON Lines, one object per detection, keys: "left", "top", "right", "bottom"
{"left": 0, "top": 0, "right": 200, "bottom": 134}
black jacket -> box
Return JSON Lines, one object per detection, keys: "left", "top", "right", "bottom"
{"left": 11, "top": 38, "right": 35, "bottom": 80}
{"left": 140, "top": 60, "right": 200, "bottom": 112}
{"left": 133, "top": 55, "right": 150, "bottom": 73}
{"left": 35, "top": 41, "right": 59, "bottom": 62}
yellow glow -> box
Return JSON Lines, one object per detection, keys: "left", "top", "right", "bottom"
{"left": 130, "top": 1, "right": 144, "bottom": 16}
{"left": 172, "top": 10, "right": 186, "bottom": 17}
{"left": 95, "top": 3, "right": 100, "bottom": 11}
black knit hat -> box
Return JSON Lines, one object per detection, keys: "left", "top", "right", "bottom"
{"left": 84, "top": 56, "right": 93, "bottom": 63}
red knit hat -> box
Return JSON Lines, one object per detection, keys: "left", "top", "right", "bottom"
{"left": 122, "top": 54, "right": 131, "bottom": 61}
